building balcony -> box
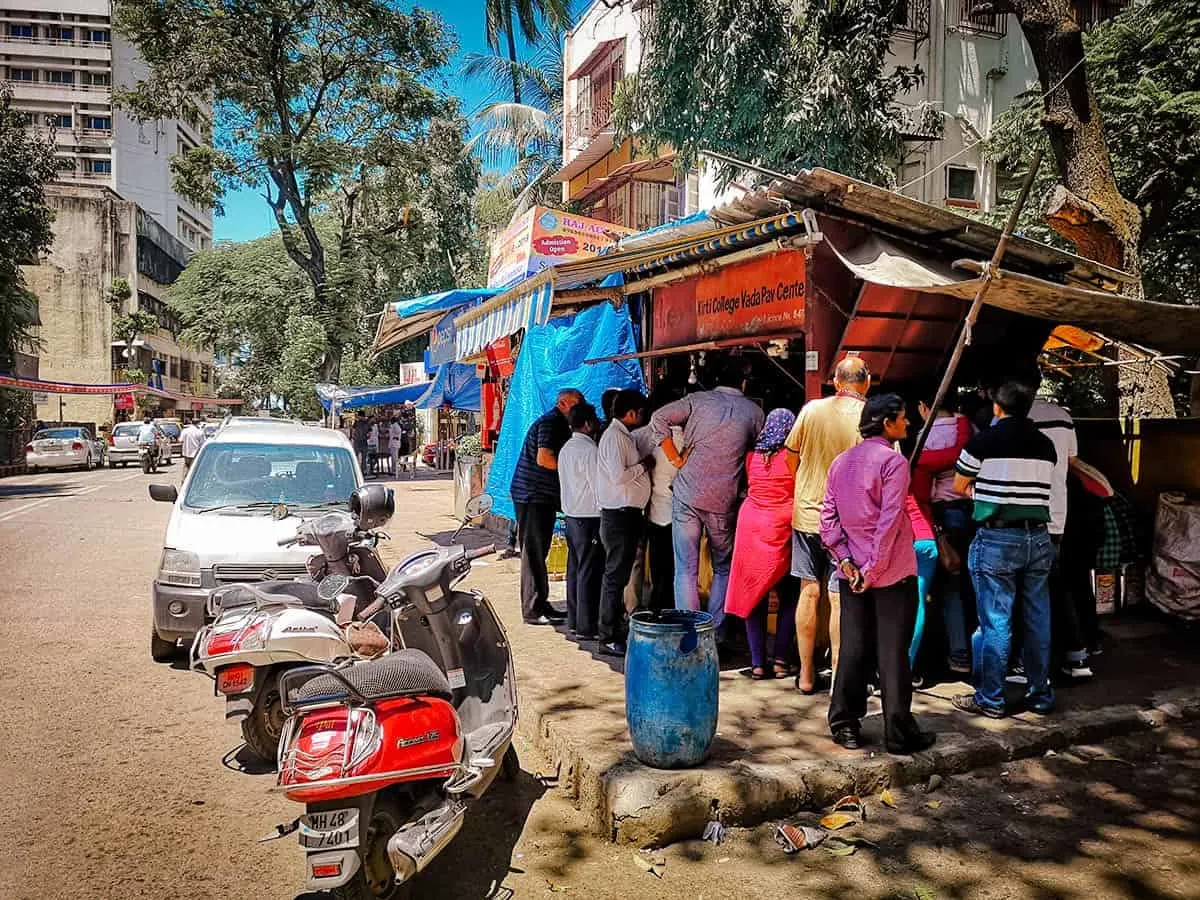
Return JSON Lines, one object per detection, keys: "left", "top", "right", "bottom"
{"left": 0, "top": 35, "right": 111, "bottom": 59}
{"left": 6, "top": 80, "right": 112, "bottom": 104}
{"left": 565, "top": 101, "right": 615, "bottom": 155}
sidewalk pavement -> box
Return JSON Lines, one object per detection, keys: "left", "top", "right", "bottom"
{"left": 379, "top": 475, "right": 1200, "bottom": 848}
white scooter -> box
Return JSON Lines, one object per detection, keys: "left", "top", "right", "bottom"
{"left": 191, "top": 485, "right": 398, "bottom": 762}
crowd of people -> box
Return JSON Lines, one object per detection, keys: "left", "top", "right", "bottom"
{"left": 343, "top": 404, "right": 419, "bottom": 477}
{"left": 509, "top": 355, "right": 1114, "bottom": 754}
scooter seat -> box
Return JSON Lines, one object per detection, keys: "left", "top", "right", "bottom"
{"left": 213, "top": 581, "right": 335, "bottom": 616}
{"left": 291, "top": 649, "right": 452, "bottom": 706}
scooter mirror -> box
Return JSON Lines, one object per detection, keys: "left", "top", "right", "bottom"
{"left": 463, "top": 493, "right": 493, "bottom": 520}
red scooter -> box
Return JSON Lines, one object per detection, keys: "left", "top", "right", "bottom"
{"left": 270, "top": 501, "right": 516, "bottom": 898}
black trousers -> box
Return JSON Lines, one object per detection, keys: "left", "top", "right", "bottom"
{"left": 599, "top": 507, "right": 645, "bottom": 643}
{"left": 515, "top": 500, "right": 557, "bottom": 621}
{"left": 565, "top": 515, "right": 604, "bottom": 636}
{"left": 646, "top": 521, "right": 675, "bottom": 612}
{"left": 829, "top": 577, "right": 921, "bottom": 748}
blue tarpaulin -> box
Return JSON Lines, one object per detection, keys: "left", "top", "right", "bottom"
{"left": 416, "top": 363, "right": 481, "bottom": 412}
{"left": 485, "top": 302, "right": 645, "bottom": 522}
{"left": 316, "top": 381, "right": 431, "bottom": 411}
{"left": 373, "top": 287, "right": 501, "bottom": 356}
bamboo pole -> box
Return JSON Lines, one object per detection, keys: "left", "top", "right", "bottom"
{"left": 907, "top": 148, "right": 1044, "bottom": 468}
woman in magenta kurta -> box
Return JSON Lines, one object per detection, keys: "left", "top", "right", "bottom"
{"left": 726, "top": 408, "right": 799, "bottom": 679}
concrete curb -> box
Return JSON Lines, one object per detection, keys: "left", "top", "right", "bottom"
{"left": 522, "top": 686, "right": 1200, "bottom": 847}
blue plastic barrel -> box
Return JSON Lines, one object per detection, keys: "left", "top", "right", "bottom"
{"left": 625, "top": 610, "right": 718, "bottom": 768}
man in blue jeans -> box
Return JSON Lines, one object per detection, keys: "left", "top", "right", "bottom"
{"left": 951, "top": 380, "right": 1058, "bottom": 718}
{"left": 648, "top": 362, "right": 763, "bottom": 638}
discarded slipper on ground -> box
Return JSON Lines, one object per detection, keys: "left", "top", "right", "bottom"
{"left": 775, "top": 823, "right": 826, "bottom": 853}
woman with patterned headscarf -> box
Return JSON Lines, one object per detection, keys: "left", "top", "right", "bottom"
{"left": 726, "top": 408, "right": 801, "bottom": 679}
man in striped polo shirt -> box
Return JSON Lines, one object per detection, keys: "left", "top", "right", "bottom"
{"left": 951, "top": 380, "right": 1058, "bottom": 718}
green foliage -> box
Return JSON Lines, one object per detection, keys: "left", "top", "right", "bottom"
{"left": 483, "top": 0, "right": 570, "bottom": 103}
{"left": 112, "top": 310, "right": 159, "bottom": 348}
{"left": 464, "top": 31, "right": 565, "bottom": 216}
{"left": 275, "top": 315, "right": 328, "bottom": 417}
{"left": 106, "top": 277, "right": 132, "bottom": 312}
{"left": 985, "top": 0, "right": 1200, "bottom": 305}
{"left": 0, "top": 85, "right": 57, "bottom": 370}
{"left": 626, "top": 0, "right": 922, "bottom": 187}
{"left": 114, "top": 0, "right": 459, "bottom": 379}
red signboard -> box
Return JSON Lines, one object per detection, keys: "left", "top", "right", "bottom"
{"left": 114, "top": 392, "right": 135, "bottom": 410}
{"left": 652, "top": 249, "right": 807, "bottom": 349}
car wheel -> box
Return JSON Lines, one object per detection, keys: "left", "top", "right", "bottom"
{"left": 108, "top": 457, "right": 117, "bottom": 469}
{"left": 150, "top": 627, "right": 177, "bottom": 662}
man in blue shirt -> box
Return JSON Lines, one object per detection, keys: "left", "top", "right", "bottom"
{"left": 511, "top": 388, "right": 584, "bottom": 624}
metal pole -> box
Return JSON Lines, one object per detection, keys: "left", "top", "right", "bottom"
{"left": 908, "top": 148, "right": 1043, "bottom": 468}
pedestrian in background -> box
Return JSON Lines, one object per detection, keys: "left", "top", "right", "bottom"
{"left": 511, "top": 389, "right": 583, "bottom": 625}
{"left": 952, "top": 379, "right": 1057, "bottom": 719}
{"left": 366, "top": 416, "right": 380, "bottom": 476}
{"left": 725, "top": 408, "right": 800, "bottom": 680}
{"left": 352, "top": 417, "right": 369, "bottom": 474}
{"left": 821, "top": 394, "right": 934, "bottom": 754}
{"left": 787, "top": 356, "right": 869, "bottom": 693}
{"left": 180, "top": 418, "right": 204, "bottom": 481}
{"left": 388, "top": 416, "right": 404, "bottom": 478}
{"left": 596, "top": 389, "right": 651, "bottom": 657}
{"left": 558, "top": 403, "right": 604, "bottom": 641}
{"left": 649, "top": 360, "right": 763, "bottom": 641}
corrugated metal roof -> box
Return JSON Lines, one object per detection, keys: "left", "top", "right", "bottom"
{"left": 708, "top": 167, "right": 1135, "bottom": 291}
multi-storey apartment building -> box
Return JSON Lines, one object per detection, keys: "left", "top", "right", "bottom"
{"left": 557, "top": 0, "right": 1127, "bottom": 228}
{"left": 2, "top": 0, "right": 219, "bottom": 423}
{"left": 1, "top": 1, "right": 213, "bottom": 250}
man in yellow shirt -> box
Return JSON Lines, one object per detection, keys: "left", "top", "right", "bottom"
{"left": 786, "top": 356, "right": 870, "bottom": 693}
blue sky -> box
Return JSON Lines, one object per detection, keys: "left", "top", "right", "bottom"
{"left": 213, "top": 1, "right": 562, "bottom": 242}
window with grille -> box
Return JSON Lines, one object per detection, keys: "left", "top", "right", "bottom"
{"left": 956, "top": 0, "right": 1008, "bottom": 36}
{"left": 892, "top": 0, "right": 930, "bottom": 39}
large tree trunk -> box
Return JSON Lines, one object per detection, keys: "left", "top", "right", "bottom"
{"left": 980, "top": 0, "right": 1141, "bottom": 273}
{"left": 976, "top": 1, "right": 1175, "bottom": 416}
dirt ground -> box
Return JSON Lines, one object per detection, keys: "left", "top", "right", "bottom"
{"left": 1, "top": 467, "right": 1197, "bottom": 900}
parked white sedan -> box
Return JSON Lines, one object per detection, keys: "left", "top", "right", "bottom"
{"left": 26, "top": 426, "right": 101, "bottom": 472}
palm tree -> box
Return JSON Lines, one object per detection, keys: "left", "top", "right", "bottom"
{"left": 483, "top": 0, "right": 570, "bottom": 104}
{"left": 464, "top": 31, "right": 564, "bottom": 215}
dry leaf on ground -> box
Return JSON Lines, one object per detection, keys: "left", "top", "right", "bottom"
{"left": 926, "top": 800, "right": 942, "bottom": 810}
{"left": 880, "top": 788, "right": 898, "bottom": 808}
{"left": 819, "top": 812, "right": 859, "bottom": 831}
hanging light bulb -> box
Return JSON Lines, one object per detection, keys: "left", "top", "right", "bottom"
{"left": 687, "top": 353, "right": 698, "bottom": 385}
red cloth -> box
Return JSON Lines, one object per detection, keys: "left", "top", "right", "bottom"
{"left": 906, "top": 494, "right": 935, "bottom": 542}
{"left": 725, "top": 451, "right": 796, "bottom": 618}
{"left": 912, "top": 415, "right": 972, "bottom": 525}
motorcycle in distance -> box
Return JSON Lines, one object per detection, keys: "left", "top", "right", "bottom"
{"left": 267, "top": 492, "right": 517, "bottom": 899}
{"left": 139, "top": 439, "right": 160, "bottom": 475}
{"left": 190, "top": 484, "right": 399, "bottom": 762}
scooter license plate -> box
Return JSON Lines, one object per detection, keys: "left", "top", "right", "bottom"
{"left": 300, "top": 809, "right": 359, "bottom": 851}
{"left": 216, "top": 664, "right": 254, "bottom": 695}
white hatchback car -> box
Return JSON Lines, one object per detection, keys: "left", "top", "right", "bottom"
{"left": 147, "top": 420, "right": 363, "bottom": 660}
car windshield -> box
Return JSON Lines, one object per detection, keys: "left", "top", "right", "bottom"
{"left": 113, "top": 423, "right": 141, "bottom": 437}
{"left": 182, "top": 441, "right": 358, "bottom": 511}
{"left": 35, "top": 428, "right": 82, "bottom": 440}
{"left": 157, "top": 422, "right": 181, "bottom": 438}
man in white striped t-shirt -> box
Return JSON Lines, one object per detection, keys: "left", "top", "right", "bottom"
{"left": 949, "top": 380, "right": 1058, "bottom": 719}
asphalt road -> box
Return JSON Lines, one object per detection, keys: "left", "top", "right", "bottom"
{"left": 1, "top": 466, "right": 1197, "bottom": 900}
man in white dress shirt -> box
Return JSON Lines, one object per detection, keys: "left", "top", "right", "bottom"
{"left": 596, "top": 389, "right": 651, "bottom": 657}
{"left": 558, "top": 403, "right": 604, "bottom": 641}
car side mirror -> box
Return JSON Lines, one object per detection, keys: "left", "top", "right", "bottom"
{"left": 149, "top": 484, "right": 178, "bottom": 503}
